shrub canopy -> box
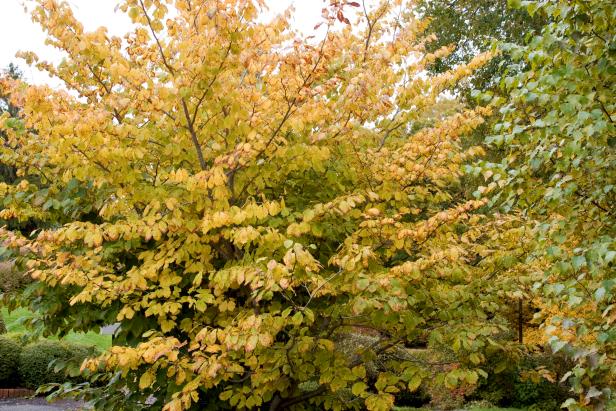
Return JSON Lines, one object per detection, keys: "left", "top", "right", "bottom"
{"left": 481, "top": 0, "right": 616, "bottom": 408}
{"left": 0, "top": 0, "right": 536, "bottom": 410}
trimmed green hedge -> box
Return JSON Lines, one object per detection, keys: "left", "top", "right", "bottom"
{"left": 18, "top": 340, "right": 70, "bottom": 388}
{"left": 17, "top": 340, "right": 98, "bottom": 389}
{"left": 0, "top": 308, "right": 103, "bottom": 389}
{"left": 0, "top": 334, "right": 22, "bottom": 386}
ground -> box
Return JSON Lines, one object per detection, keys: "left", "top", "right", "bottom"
{"left": 0, "top": 398, "right": 83, "bottom": 411}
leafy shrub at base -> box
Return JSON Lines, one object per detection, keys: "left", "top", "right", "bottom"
{"left": 18, "top": 340, "right": 97, "bottom": 389}
{"left": 0, "top": 0, "right": 527, "bottom": 409}
{"left": 469, "top": 348, "right": 570, "bottom": 410}
{"left": 0, "top": 334, "right": 22, "bottom": 386}
{"left": 0, "top": 259, "right": 31, "bottom": 295}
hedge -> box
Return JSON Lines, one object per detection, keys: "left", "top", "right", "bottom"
{"left": 0, "top": 334, "right": 22, "bottom": 386}
{"left": 18, "top": 340, "right": 98, "bottom": 389}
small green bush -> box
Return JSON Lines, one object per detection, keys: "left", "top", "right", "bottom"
{"left": 18, "top": 340, "right": 69, "bottom": 388}
{"left": 18, "top": 340, "right": 97, "bottom": 389}
{"left": 0, "top": 334, "right": 22, "bottom": 386}
{"left": 0, "top": 315, "right": 6, "bottom": 334}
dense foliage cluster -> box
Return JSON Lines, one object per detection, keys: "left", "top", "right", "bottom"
{"left": 0, "top": 64, "right": 23, "bottom": 186}
{"left": 417, "top": 0, "right": 545, "bottom": 100}
{"left": 18, "top": 339, "right": 97, "bottom": 389}
{"left": 481, "top": 0, "right": 615, "bottom": 408}
{"left": 0, "top": 335, "right": 96, "bottom": 389}
{"left": 0, "top": 1, "right": 508, "bottom": 409}
{"left": 0, "top": 0, "right": 613, "bottom": 410}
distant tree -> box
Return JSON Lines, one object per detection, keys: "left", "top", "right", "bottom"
{"left": 0, "top": 63, "right": 23, "bottom": 184}
{"left": 0, "top": 63, "right": 22, "bottom": 116}
{"left": 418, "top": 0, "right": 546, "bottom": 101}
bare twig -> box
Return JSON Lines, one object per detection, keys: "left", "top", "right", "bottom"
{"left": 302, "top": 270, "right": 342, "bottom": 309}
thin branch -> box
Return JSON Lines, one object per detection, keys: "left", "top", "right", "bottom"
{"left": 362, "top": 0, "right": 373, "bottom": 61}
{"left": 71, "top": 144, "right": 111, "bottom": 173}
{"left": 584, "top": 66, "right": 613, "bottom": 124}
{"left": 274, "top": 337, "right": 401, "bottom": 410}
{"left": 275, "top": 386, "right": 327, "bottom": 410}
{"left": 190, "top": 40, "right": 234, "bottom": 124}
{"left": 377, "top": 116, "right": 405, "bottom": 151}
{"left": 139, "top": 0, "right": 175, "bottom": 75}
{"left": 362, "top": 1, "right": 387, "bottom": 62}
{"left": 302, "top": 270, "right": 342, "bottom": 309}
{"left": 86, "top": 63, "right": 124, "bottom": 124}
{"left": 178, "top": 38, "right": 233, "bottom": 172}
{"left": 227, "top": 371, "right": 252, "bottom": 384}
{"left": 233, "top": 27, "right": 331, "bottom": 202}
{"left": 181, "top": 98, "right": 207, "bottom": 171}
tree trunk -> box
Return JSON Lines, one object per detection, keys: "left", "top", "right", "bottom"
{"left": 518, "top": 298, "right": 523, "bottom": 344}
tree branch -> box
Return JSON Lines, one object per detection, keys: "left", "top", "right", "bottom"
{"left": 138, "top": 0, "right": 175, "bottom": 75}
{"left": 232, "top": 27, "right": 331, "bottom": 202}
{"left": 181, "top": 98, "right": 207, "bottom": 171}
{"left": 71, "top": 144, "right": 111, "bottom": 173}
{"left": 362, "top": 1, "right": 387, "bottom": 62}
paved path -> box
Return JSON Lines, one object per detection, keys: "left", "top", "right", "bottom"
{"left": 0, "top": 398, "right": 84, "bottom": 411}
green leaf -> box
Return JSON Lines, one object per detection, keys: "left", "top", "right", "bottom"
{"left": 351, "top": 381, "right": 367, "bottom": 396}
{"left": 139, "top": 371, "right": 155, "bottom": 389}
{"left": 494, "top": 361, "right": 508, "bottom": 374}
{"left": 507, "top": 0, "right": 522, "bottom": 8}
{"left": 407, "top": 374, "right": 422, "bottom": 392}
{"left": 469, "top": 353, "right": 481, "bottom": 365}
{"left": 291, "top": 311, "right": 303, "bottom": 326}
{"left": 572, "top": 255, "right": 586, "bottom": 271}
{"left": 595, "top": 287, "right": 606, "bottom": 301}
{"left": 551, "top": 339, "right": 567, "bottom": 353}
{"left": 356, "top": 278, "right": 370, "bottom": 291}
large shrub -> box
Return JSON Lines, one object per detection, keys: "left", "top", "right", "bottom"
{"left": 481, "top": 0, "right": 616, "bottom": 408}
{"left": 0, "top": 334, "right": 22, "bottom": 386}
{"left": 0, "top": 0, "right": 529, "bottom": 410}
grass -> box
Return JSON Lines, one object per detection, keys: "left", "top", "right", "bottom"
{"left": 1, "top": 307, "right": 112, "bottom": 351}
{"left": 393, "top": 408, "right": 524, "bottom": 411}
{"left": 464, "top": 409, "right": 524, "bottom": 411}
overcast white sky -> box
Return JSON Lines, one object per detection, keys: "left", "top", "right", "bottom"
{"left": 0, "top": 0, "right": 342, "bottom": 87}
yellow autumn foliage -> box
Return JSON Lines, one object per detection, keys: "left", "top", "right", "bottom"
{"left": 0, "top": 1, "right": 534, "bottom": 410}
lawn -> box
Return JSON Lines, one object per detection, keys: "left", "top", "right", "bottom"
{"left": 1, "top": 307, "right": 112, "bottom": 351}
{"left": 393, "top": 408, "right": 524, "bottom": 411}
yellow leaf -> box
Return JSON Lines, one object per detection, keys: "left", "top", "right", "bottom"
{"left": 139, "top": 370, "right": 155, "bottom": 389}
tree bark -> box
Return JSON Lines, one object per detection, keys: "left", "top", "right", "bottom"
{"left": 518, "top": 298, "right": 523, "bottom": 344}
